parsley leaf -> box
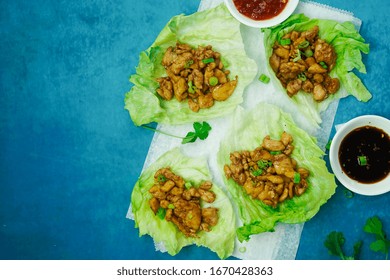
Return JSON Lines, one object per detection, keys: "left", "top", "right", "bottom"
{"left": 363, "top": 216, "right": 390, "bottom": 259}
{"left": 324, "top": 231, "right": 362, "bottom": 260}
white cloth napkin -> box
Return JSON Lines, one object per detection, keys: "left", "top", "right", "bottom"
{"left": 127, "top": 0, "right": 362, "bottom": 260}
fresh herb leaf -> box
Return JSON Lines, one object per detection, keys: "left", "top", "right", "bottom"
{"left": 353, "top": 240, "right": 363, "bottom": 260}
{"left": 141, "top": 122, "right": 212, "bottom": 145}
{"left": 324, "top": 231, "right": 361, "bottom": 260}
{"left": 363, "top": 216, "right": 390, "bottom": 259}
{"left": 182, "top": 131, "right": 197, "bottom": 144}
{"left": 141, "top": 124, "right": 184, "bottom": 139}
{"left": 197, "top": 122, "right": 212, "bottom": 139}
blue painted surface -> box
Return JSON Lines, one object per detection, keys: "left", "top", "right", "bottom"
{"left": 0, "top": 0, "right": 389, "bottom": 260}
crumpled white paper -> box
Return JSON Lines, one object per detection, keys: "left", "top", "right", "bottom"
{"left": 127, "top": 0, "right": 362, "bottom": 260}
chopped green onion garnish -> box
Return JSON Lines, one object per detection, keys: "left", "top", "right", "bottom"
{"left": 251, "top": 169, "right": 263, "bottom": 176}
{"left": 358, "top": 155, "right": 367, "bottom": 166}
{"left": 259, "top": 74, "right": 270, "bottom": 84}
{"left": 156, "top": 207, "right": 166, "bottom": 219}
{"left": 168, "top": 204, "right": 175, "bottom": 209}
{"left": 239, "top": 246, "right": 247, "bottom": 253}
{"left": 185, "top": 182, "right": 192, "bottom": 189}
{"left": 293, "top": 172, "right": 301, "bottom": 184}
{"left": 280, "top": 38, "right": 291, "bottom": 46}
{"left": 298, "top": 73, "right": 307, "bottom": 81}
{"left": 209, "top": 76, "right": 218, "bottom": 86}
{"left": 257, "top": 159, "right": 272, "bottom": 169}
{"left": 344, "top": 189, "right": 354, "bottom": 199}
{"left": 185, "top": 59, "right": 194, "bottom": 68}
{"left": 319, "top": 61, "right": 328, "bottom": 69}
{"left": 325, "top": 140, "right": 332, "bottom": 150}
{"left": 293, "top": 50, "right": 302, "bottom": 62}
{"left": 188, "top": 81, "right": 196, "bottom": 94}
{"left": 220, "top": 56, "right": 229, "bottom": 68}
{"left": 298, "top": 40, "right": 310, "bottom": 49}
{"left": 304, "top": 49, "right": 313, "bottom": 57}
{"left": 202, "top": 57, "right": 214, "bottom": 64}
{"left": 270, "top": 151, "right": 281, "bottom": 155}
{"left": 187, "top": 213, "right": 193, "bottom": 220}
{"left": 157, "top": 174, "right": 167, "bottom": 183}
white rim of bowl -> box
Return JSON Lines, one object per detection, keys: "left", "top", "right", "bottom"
{"left": 224, "top": 0, "right": 299, "bottom": 28}
{"left": 329, "top": 115, "right": 390, "bottom": 196}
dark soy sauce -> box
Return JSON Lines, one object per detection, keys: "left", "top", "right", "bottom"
{"left": 338, "top": 126, "right": 390, "bottom": 184}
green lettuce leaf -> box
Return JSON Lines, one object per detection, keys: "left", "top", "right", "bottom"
{"left": 125, "top": 4, "right": 258, "bottom": 126}
{"left": 217, "top": 103, "right": 336, "bottom": 242}
{"left": 262, "top": 14, "right": 371, "bottom": 127}
{"left": 131, "top": 147, "right": 236, "bottom": 259}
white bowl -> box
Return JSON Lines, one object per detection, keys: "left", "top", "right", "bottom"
{"left": 224, "top": 0, "right": 299, "bottom": 28}
{"left": 329, "top": 115, "right": 390, "bottom": 196}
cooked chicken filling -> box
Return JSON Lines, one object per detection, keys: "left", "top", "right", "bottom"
{"left": 156, "top": 42, "right": 238, "bottom": 112}
{"left": 149, "top": 167, "right": 219, "bottom": 237}
{"left": 224, "top": 132, "right": 311, "bottom": 208}
{"left": 270, "top": 25, "right": 340, "bottom": 101}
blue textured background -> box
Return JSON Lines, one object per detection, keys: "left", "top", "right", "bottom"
{"left": 0, "top": 0, "right": 389, "bottom": 260}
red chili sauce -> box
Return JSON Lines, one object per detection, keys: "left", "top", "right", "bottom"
{"left": 233, "top": 0, "right": 289, "bottom": 21}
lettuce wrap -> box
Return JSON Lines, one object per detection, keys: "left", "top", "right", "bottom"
{"left": 263, "top": 14, "right": 371, "bottom": 127}
{"left": 125, "top": 4, "right": 257, "bottom": 126}
{"left": 217, "top": 103, "right": 336, "bottom": 242}
{"left": 131, "top": 147, "right": 236, "bottom": 259}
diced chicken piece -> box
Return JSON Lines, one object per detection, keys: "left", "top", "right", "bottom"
{"left": 212, "top": 79, "right": 237, "bottom": 101}
{"left": 313, "top": 84, "right": 327, "bottom": 101}
{"left": 262, "top": 136, "right": 285, "bottom": 152}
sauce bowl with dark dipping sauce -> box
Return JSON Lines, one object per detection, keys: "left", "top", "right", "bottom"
{"left": 224, "top": 0, "right": 299, "bottom": 28}
{"left": 330, "top": 115, "right": 390, "bottom": 195}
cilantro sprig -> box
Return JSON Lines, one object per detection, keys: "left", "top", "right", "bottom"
{"left": 324, "top": 231, "right": 362, "bottom": 260}
{"left": 141, "top": 121, "right": 211, "bottom": 145}
{"left": 182, "top": 122, "right": 212, "bottom": 144}
{"left": 363, "top": 216, "right": 390, "bottom": 259}
{"left": 324, "top": 216, "right": 389, "bottom": 260}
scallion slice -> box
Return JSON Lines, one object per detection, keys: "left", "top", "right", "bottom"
{"left": 188, "top": 81, "right": 196, "bottom": 94}
{"left": 156, "top": 207, "right": 166, "bottom": 220}
{"left": 319, "top": 61, "right": 328, "bottom": 69}
{"left": 280, "top": 38, "right": 291, "bottom": 46}
{"left": 185, "top": 182, "right": 192, "bottom": 189}
{"left": 293, "top": 172, "right": 301, "bottom": 184}
{"left": 293, "top": 50, "right": 302, "bottom": 62}
{"left": 157, "top": 174, "right": 167, "bottom": 183}
{"left": 358, "top": 155, "right": 367, "bottom": 166}
{"left": 209, "top": 76, "right": 218, "bottom": 86}
{"left": 304, "top": 49, "right": 313, "bottom": 57}
{"left": 298, "top": 40, "right": 310, "bottom": 49}
{"left": 202, "top": 57, "right": 214, "bottom": 64}
{"left": 298, "top": 73, "right": 307, "bottom": 81}
{"left": 259, "top": 74, "right": 270, "bottom": 84}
